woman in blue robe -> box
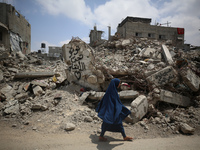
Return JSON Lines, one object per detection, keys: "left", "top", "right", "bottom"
{"left": 96, "top": 78, "right": 133, "bottom": 141}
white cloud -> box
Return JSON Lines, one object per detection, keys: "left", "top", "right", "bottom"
{"left": 158, "top": 0, "right": 200, "bottom": 46}
{"left": 36, "top": 0, "right": 94, "bottom": 26}
{"left": 93, "top": 0, "right": 159, "bottom": 35}
{"left": 36, "top": 0, "right": 200, "bottom": 46}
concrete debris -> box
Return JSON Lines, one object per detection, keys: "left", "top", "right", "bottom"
{"left": 179, "top": 123, "right": 195, "bottom": 134}
{"left": 180, "top": 67, "right": 200, "bottom": 92}
{"left": 130, "top": 95, "right": 148, "bottom": 123}
{"left": 32, "top": 85, "right": 44, "bottom": 96}
{"left": 15, "top": 71, "right": 55, "bottom": 79}
{"left": 146, "top": 66, "right": 177, "bottom": 87}
{"left": 159, "top": 89, "right": 191, "bottom": 107}
{"left": 62, "top": 37, "right": 105, "bottom": 91}
{"left": 161, "top": 44, "right": 174, "bottom": 65}
{"left": 0, "top": 36, "right": 200, "bottom": 136}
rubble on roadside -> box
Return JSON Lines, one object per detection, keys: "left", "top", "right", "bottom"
{"left": 0, "top": 37, "right": 200, "bottom": 136}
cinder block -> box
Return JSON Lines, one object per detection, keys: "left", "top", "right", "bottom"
{"left": 180, "top": 67, "right": 200, "bottom": 92}
{"left": 146, "top": 66, "right": 177, "bottom": 87}
{"left": 130, "top": 95, "right": 148, "bottom": 123}
{"left": 160, "top": 89, "right": 190, "bottom": 107}
{"left": 161, "top": 45, "right": 174, "bottom": 65}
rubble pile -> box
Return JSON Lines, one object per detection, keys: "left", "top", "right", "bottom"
{"left": 88, "top": 37, "right": 200, "bottom": 134}
{"left": 0, "top": 37, "right": 200, "bottom": 137}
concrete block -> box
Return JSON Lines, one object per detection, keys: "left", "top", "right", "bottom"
{"left": 130, "top": 95, "right": 148, "bottom": 123}
{"left": 119, "top": 90, "right": 139, "bottom": 100}
{"left": 146, "top": 66, "right": 177, "bottom": 87}
{"left": 180, "top": 67, "right": 200, "bottom": 92}
{"left": 87, "top": 92, "right": 105, "bottom": 101}
{"left": 179, "top": 123, "right": 195, "bottom": 134}
{"left": 160, "top": 89, "right": 190, "bottom": 107}
{"left": 161, "top": 45, "right": 174, "bottom": 65}
{"left": 139, "top": 48, "right": 157, "bottom": 58}
{"left": 33, "top": 85, "right": 44, "bottom": 96}
{"left": 31, "top": 79, "right": 49, "bottom": 87}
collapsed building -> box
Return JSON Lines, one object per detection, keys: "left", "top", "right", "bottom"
{"left": 0, "top": 14, "right": 200, "bottom": 136}
{"left": 0, "top": 2, "right": 31, "bottom": 56}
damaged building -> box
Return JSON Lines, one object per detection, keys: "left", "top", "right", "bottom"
{"left": 0, "top": 2, "right": 31, "bottom": 55}
{"left": 116, "top": 16, "right": 184, "bottom": 48}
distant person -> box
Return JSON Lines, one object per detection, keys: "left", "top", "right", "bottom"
{"left": 96, "top": 78, "right": 133, "bottom": 141}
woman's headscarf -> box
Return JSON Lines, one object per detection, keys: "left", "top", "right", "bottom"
{"left": 96, "top": 78, "right": 131, "bottom": 124}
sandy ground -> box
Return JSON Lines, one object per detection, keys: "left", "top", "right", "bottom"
{"left": 0, "top": 123, "right": 200, "bottom": 150}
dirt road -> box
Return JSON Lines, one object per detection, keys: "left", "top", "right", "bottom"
{"left": 0, "top": 125, "right": 200, "bottom": 150}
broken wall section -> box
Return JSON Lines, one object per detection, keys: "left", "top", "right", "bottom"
{"left": 62, "top": 38, "right": 105, "bottom": 91}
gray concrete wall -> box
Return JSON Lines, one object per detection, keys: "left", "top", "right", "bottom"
{"left": 0, "top": 3, "right": 31, "bottom": 54}
{"left": 117, "top": 21, "right": 184, "bottom": 48}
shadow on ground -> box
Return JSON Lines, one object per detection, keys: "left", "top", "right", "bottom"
{"left": 89, "top": 134, "right": 124, "bottom": 150}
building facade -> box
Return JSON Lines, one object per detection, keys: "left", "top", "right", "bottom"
{"left": 89, "top": 26, "right": 104, "bottom": 47}
{"left": 0, "top": 2, "right": 31, "bottom": 54}
{"left": 48, "top": 46, "right": 62, "bottom": 60}
{"left": 117, "top": 17, "right": 184, "bottom": 48}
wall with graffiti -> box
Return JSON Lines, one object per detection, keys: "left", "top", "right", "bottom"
{"left": 62, "top": 38, "right": 105, "bottom": 91}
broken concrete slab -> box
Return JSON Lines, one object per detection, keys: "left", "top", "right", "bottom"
{"left": 139, "top": 47, "right": 157, "bottom": 58}
{"left": 31, "top": 79, "right": 49, "bottom": 88}
{"left": 160, "top": 89, "right": 191, "bottom": 107}
{"left": 146, "top": 66, "right": 177, "bottom": 87}
{"left": 180, "top": 67, "right": 200, "bottom": 92}
{"left": 85, "top": 90, "right": 139, "bottom": 101}
{"left": 119, "top": 90, "right": 139, "bottom": 100}
{"left": 14, "top": 71, "right": 55, "bottom": 79}
{"left": 161, "top": 45, "right": 174, "bottom": 65}
{"left": 4, "top": 100, "right": 19, "bottom": 115}
{"left": 87, "top": 92, "right": 105, "bottom": 101}
{"left": 7, "top": 68, "right": 18, "bottom": 73}
{"left": 179, "top": 123, "right": 195, "bottom": 134}
{"left": 0, "top": 84, "right": 16, "bottom": 100}
{"left": 62, "top": 38, "right": 105, "bottom": 91}
{"left": 130, "top": 95, "right": 148, "bottom": 123}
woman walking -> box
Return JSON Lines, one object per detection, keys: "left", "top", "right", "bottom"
{"left": 96, "top": 78, "right": 133, "bottom": 141}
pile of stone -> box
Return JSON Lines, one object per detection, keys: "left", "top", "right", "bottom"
{"left": 0, "top": 36, "right": 200, "bottom": 135}
{"left": 74, "top": 37, "right": 200, "bottom": 135}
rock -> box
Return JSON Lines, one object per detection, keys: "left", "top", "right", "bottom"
{"left": 4, "top": 100, "right": 19, "bottom": 115}
{"left": 0, "top": 84, "right": 15, "bottom": 100}
{"left": 122, "top": 39, "right": 131, "bottom": 47}
{"left": 130, "top": 95, "right": 148, "bottom": 123}
{"left": 179, "top": 123, "right": 195, "bottom": 134}
{"left": 64, "top": 123, "right": 76, "bottom": 131}
{"left": 16, "top": 51, "right": 27, "bottom": 60}
{"left": 87, "top": 75, "right": 97, "bottom": 84}
{"left": 31, "top": 103, "right": 41, "bottom": 110}
{"left": 33, "top": 85, "right": 44, "bottom": 96}
{"left": 84, "top": 116, "right": 93, "bottom": 122}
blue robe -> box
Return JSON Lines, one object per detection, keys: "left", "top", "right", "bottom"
{"left": 96, "top": 78, "right": 131, "bottom": 127}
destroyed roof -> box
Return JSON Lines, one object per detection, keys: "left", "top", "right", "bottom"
{"left": 118, "top": 16, "right": 152, "bottom": 27}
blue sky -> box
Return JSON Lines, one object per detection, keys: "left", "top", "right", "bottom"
{"left": 2, "top": 0, "right": 200, "bottom": 52}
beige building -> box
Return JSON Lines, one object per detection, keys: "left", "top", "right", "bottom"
{"left": 116, "top": 16, "right": 184, "bottom": 48}
{"left": 0, "top": 2, "right": 31, "bottom": 54}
